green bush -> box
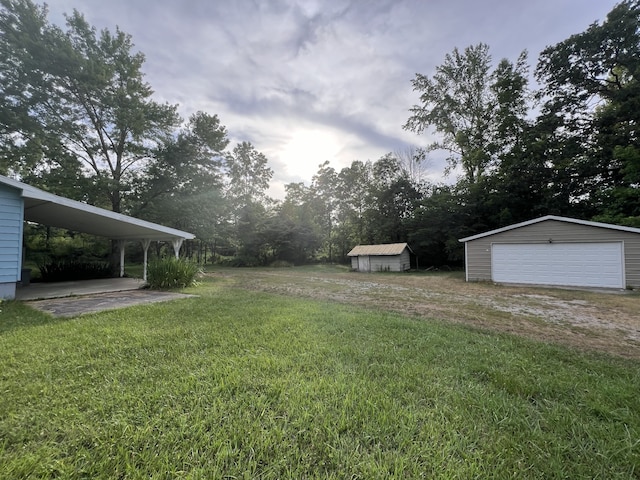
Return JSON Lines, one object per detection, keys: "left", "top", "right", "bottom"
{"left": 219, "top": 255, "right": 261, "bottom": 267}
{"left": 269, "top": 260, "right": 294, "bottom": 268}
{"left": 146, "top": 257, "right": 201, "bottom": 289}
{"left": 38, "top": 259, "right": 115, "bottom": 282}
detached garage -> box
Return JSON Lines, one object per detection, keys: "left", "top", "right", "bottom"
{"left": 348, "top": 243, "right": 413, "bottom": 272}
{"left": 459, "top": 215, "right": 640, "bottom": 289}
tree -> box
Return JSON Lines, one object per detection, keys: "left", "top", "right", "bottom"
{"left": 0, "top": 0, "right": 180, "bottom": 212}
{"left": 407, "top": 185, "right": 464, "bottom": 266}
{"left": 224, "top": 141, "right": 273, "bottom": 210}
{"left": 366, "top": 154, "right": 421, "bottom": 244}
{"left": 334, "top": 160, "right": 373, "bottom": 252}
{"left": 536, "top": 0, "right": 640, "bottom": 224}
{"left": 309, "top": 161, "right": 338, "bottom": 261}
{"left": 404, "top": 44, "right": 530, "bottom": 184}
{"left": 393, "top": 146, "right": 430, "bottom": 193}
{"left": 132, "top": 111, "right": 228, "bottom": 224}
{"left": 536, "top": 1, "right": 640, "bottom": 109}
{"left": 223, "top": 141, "right": 274, "bottom": 258}
{"left": 262, "top": 208, "right": 322, "bottom": 265}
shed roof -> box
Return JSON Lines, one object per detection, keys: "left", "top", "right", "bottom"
{"left": 0, "top": 174, "right": 195, "bottom": 241}
{"left": 347, "top": 242, "right": 413, "bottom": 256}
{"left": 458, "top": 215, "right": 640, "bottom": 243}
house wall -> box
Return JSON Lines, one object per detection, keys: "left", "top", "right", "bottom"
{"left": 465, "top": 219, "right": 640, "bottom": 287}
{"left": 0, "top": 183, "right": 24, "bottom": 299}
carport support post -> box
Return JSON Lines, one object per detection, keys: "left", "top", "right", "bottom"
{"left": 172, "top": 238, "right": 184, "bottom": 259}
{"left": 141, "top": 239, "right": 152, "bottom": 282}
{"left": 118, "top": 240, "right": 126, "bottom": 278}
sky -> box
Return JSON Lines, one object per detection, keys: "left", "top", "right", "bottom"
{"left": 44, "top": 0, "right": 619, "bottom": 198}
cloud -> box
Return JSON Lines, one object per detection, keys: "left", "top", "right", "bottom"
{"left": 43, "top": 0, "right": 619, "bottom": 199}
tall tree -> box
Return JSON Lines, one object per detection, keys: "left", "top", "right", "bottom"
{"left": 536, "top": 0, "right": 640, "bottom": 225}
{"left": 265, "top": 201, "right": 322, "bottom": 265}
{"left": 335, "top": 160, "right": 373, "bottom": 251}
{"left": 0, "top": 0, "right": 180, "bottom": 212}
{"left": 309, "top": 161, "right": 338, "bottom": 261}
{"left": 132, "top": 111, "right": 229, "bottom": 235}
{"left": 404, "top": 44, "right": 530, "bottom": 184}
{"left": 366, "top": 153, "right": 420, "bottom": 244}
{"left": 224, "top": 141, "right": 274, "bottom": 258}
{"left": 536, "top": 1, "right": 640, "bottom": 110}
{"left": 224, "top": 141, "right": 273, "bottom": 210}
{"left": 394, "top": 146, "right": 430, "bottom": 193}
{"left": 133, "top": 112, "right": 228, "bottom": 215}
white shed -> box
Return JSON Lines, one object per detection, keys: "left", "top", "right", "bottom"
{"left": 347, "top": 243, "right": 413, "bottom": 272}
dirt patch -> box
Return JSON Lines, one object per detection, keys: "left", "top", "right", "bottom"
{"left": 214, "top": 268, "right": 640, "bottom": 360}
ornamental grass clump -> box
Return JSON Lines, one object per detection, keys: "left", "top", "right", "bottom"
{"left": 146, "top": 257, "right": 201, "bottom": 289}
{"left": 38, "top": 259, "right": 114, "bottom": 282}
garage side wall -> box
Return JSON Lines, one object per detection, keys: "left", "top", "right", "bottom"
{"left": 0, "top": 184, "right": 24, "bottom": 299}
{"left": 465, "top": 220, "right": 640, "bottom": 288}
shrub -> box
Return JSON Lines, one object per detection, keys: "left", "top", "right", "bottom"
{"left": 269, "top": 260, "right": 294, "bottom": 268}
{"left": 220, "top": 255, "right": 261, "bottom": 267}
{"left": 146, "top": 257, "right": 201, "bottom": 289}
{"left": 38, "top": 259, "right": 115, "bottom": 282}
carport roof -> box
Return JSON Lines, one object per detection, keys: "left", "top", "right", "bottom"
{"left": 1, "top": 174, "right": 195, "bottom": 241}
{"left": 458, "top": 215, "right": 640, "bottom": 243}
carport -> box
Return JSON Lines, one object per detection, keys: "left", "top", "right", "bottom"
{"left": 0, "top": 174, "right": 195, "bottom": 299}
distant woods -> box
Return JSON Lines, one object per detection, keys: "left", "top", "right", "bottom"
{"left": 1, "top": 0, "right": 639, "bottom": 267}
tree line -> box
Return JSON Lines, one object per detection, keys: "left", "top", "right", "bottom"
{"left": 1, "top": 0, "right": 638, "bottom": 267}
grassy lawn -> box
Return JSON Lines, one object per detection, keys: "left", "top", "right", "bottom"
{"left": 1, "top": 272, "right": 639, "bottom": 478}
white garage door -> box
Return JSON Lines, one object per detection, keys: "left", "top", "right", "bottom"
{"left": 492, "top": 242, "right": 624, "bottom": 288}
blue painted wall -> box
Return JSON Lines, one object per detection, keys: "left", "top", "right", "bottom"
{"left": 0, "top": 183, "right": 23, "bottom": 298}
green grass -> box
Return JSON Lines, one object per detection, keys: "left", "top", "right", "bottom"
{"left": 0, "top": 276, "right": 639, "bottom": 478}
{"left": 123, "top": 263, "right": 145, "bottom": 279}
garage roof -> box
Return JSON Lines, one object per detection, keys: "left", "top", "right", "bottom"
{"left": 458, "top": 215, "right": 640, "bottom": 243}
{"left": 1, "top": 174, "right": 195, "bottom": 241}
{"left": 347, "top": 243, "right": 413, "bottom": 256}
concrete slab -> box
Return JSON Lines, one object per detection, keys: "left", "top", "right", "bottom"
{"left": 14, "top": 278, "right": 195, "bottom": 317}
{"left": 15, "top": 278, "right": 145, "bottom": 301}
{"left": 26, "top": 290, "right": 196, "bottom": 317}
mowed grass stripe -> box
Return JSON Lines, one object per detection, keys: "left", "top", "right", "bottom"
{"left": 0, "top": 279, "right": 639, "bottom": 479}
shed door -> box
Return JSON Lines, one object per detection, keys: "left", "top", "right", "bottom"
{"left": 491, "top": 242, "right": 624, "bottom": 288}
{"left": 359, "top": 255, "right": 370, "bottom": 272}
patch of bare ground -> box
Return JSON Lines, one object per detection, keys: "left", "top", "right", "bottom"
{"left": 214, "top": 268, "right": 640, "bottom": 360}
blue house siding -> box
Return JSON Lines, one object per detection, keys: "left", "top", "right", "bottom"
{"left": 0, "top": 183, "right": 24, "bottom": 299}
